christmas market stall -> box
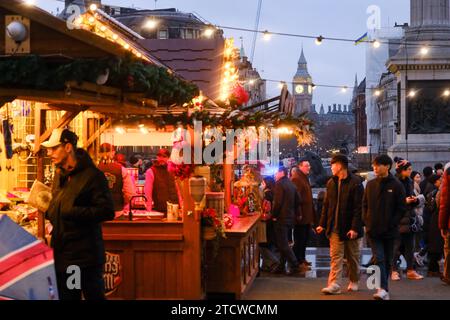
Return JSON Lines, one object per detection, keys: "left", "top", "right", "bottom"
{"left": 0, "top": 0, "right": 315, "bottom": 300}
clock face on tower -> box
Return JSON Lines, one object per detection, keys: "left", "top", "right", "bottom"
{"left": 295, "top": 85, "right": 304, "bottom": 94}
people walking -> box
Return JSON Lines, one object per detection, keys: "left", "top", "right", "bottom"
{"left": 316, "top": 154, "right": 364, "bottom": 295}
{"left": 363, "top": 155, "right": 406, "bottom": 300}
{"left": 272, "top": 167, "right": 302, "bottom": 275}
{"left": 426, "top": 175, "right": 444, "bottom": 277}
{"left": 259, "top": 176, "right": 281, "bottom": 273}
{"left": 391, "top": 158, "right": 424, "bottom": 281}
{"left": 43, "top": 129, "right": 115, "bottom": 300}
{"left": 291, "top": 161, "right": 316, "bottom": 270}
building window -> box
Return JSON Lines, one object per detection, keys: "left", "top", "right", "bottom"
{"left": 185, "top": 28, "right": 194, "bottom": 39}
{"left": 158, "top": 29, "right": 168, "bottom": 39}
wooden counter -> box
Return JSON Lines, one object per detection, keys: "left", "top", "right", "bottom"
{"left": 205, "top": 214, "right": 260, "bottom": 299}
{"left": 103, "top": 219, "right": 189, "bottom": 300}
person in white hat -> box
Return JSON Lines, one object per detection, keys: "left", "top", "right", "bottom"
{"left": 42, "top": 128, "right": 115, "bottom": 300}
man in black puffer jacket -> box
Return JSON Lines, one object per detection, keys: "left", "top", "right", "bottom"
{"left": 316, "top": 154, "right": 364, "bottom": 295}
{"left": 363, "top": 155, "right": 406, "bottom": 300}
{"left": 43, "top": 129, "right": 115, "bottom": 300}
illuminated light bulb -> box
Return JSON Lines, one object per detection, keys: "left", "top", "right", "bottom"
{"left": 315, "top": 35, "right": 324, "bottom": 46}
{"left": 374, "top": 89, "right": 381, "bottom": 97}
{"left": 115, "top": 127, "right": 125, "bottom": 135}
{"left": 225, "top": 48, "right": 233, "bottom": 56}
{"left": 224, "top": 62, "right": 232, "bottom": 69}
{"left": 74, "top": 16, "right": 84, "bottom": 26}
{"left": 140, "top": 127, "right": 149, "bottom": 135}
{"left": 144, "top": 19, "right": 158, "bottom": 29}
{"left": 263, "top": 30, "right": 271, "bottom": 41}
{"left": 24, "top": 0, "right": 35, "bottom": 6}
{"left": 420, "top": 46, "right": 429, "bottom": 56}
{"left": 204, "top": 28, "right": 215, "bottom": 38}
{"left": 112, "top": 34, "right": 119, "bottom": 41}
{"left": 123, "top": 43, "right": 130, "bottom": 50}
{"left": 249, "top": 79, "right": 255, "bottom": 85}
{"left": 138, "top": 124, "right": 145, "bottom": 128}
{"left": 373, "top": 40, "right": 381, "bottom": 48}
{"left": 444, "top": 89, "right": 450, "bottom": 97}
{"left": 278, "top": 82, "right": 284, "bottom": 89}
{"left": 341, "top": 86, "right": 348, "bottom": 93}
{"left": 408, "top": 90, "right": 416, "bottom": 98}
{"left": 136, "top": 52, "right": 142, "bottom": 58}
{"left": 89, "top": 3, "right": 98, "bottom": 11}
{"left": 100, "top": 25, "right": 107, "bottom": 32}
{"left": 88, "top": 16, "right": 95, "bottom": 24}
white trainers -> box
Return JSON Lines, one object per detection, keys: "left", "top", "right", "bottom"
{"left": 414, "top": 252, "right": 425, "bottom": 267}
{"left": 391, "top": 271, "right": 401, "bottom": 281}
{"left": 347, "top": 282, "right": 359, "bottom": 292}
{"left": 321, "top": 283, "right": 341, "bottom": 295}
{"left": 407, "top": 270, "right": 424, "bottom": 280}
{"left": 373, "top": 289, "right": 390, "bottom": 300}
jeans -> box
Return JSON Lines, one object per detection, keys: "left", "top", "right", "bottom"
{"left": 293, "top": 224, "right": 310, "bottom": 263}
{"left": 393, "top": 232, "right": 415, "bottom": 271}
{"left": 328, "top": 232, "right": 361, "bottom": 287}
{"left": 56, "top": 264, "right": 106, "bottom": 300}
{"left": 368, "top": 236, "right": 394, "bottom": 292}
{"left": 274, "top": 222, "right": 298, "bottom": 269}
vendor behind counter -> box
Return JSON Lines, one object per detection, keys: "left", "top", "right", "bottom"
{"left": 144, "top": 148, "right": 182, "bottom": 212}
{"left": 98, "top": 143, "right": 135, "bottom": 212}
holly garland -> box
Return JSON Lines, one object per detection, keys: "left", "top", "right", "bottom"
{"left": 0, "top": 55, "right": 199, "bottom": 106}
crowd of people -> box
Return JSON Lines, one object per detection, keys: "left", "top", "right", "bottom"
{"left": 259, "top": 153, "right": 450, "bottom": 300}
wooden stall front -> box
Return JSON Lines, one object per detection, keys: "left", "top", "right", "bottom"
{"left": 205, "top": 214, "right": 260, "bottom": 299}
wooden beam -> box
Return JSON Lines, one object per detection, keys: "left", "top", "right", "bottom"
{"left": 34, "top": 104, "right": 46, "bottom": 241}
{"left": 84, "top": 118, "right": 112, "bottom": 149}
{"left": 35, "top": 111, "right": 80, "bottom": 153}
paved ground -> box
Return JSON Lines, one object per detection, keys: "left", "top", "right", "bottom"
{"left": 244, "top": 247, "right": 450, "bottom": 300}
{"left": 244, "top": 275, "right": 450, "bottom": 300}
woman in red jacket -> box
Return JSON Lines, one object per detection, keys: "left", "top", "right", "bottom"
{"left": 439, "top": 163, "right": 450, "bottom": 285}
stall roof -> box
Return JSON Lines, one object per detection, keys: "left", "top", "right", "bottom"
{"left": 0, "top": 0, "right": 165, "bottom": 66}
{"left": 0, "top": 1, "right": 213, "bottom": 116}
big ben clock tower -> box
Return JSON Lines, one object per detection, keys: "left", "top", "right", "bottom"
{"left": 292, "top": 47, "right": 313, "bottom": 115}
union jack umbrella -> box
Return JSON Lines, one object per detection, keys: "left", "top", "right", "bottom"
{"left": 0, "top": 215, "right": 58, "bottom": 300}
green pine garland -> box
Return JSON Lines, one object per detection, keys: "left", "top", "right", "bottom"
{"left": 0, "top": 55, "right": 199, "bottom": 106}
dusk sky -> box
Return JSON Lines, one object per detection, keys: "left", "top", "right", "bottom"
{"left": 37, "top": 0, "right": 410, "bottom": 107}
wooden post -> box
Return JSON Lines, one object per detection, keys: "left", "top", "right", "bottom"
{"left": 34, "top": 104, "right": 46, "bottom": 240}
{"left": 224, "top": 164, "right": 233, "bottom": 211}
{"left": 182, "top": 127, "right": 203, "bottom": 299}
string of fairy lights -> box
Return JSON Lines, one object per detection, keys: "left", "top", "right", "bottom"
{"left": 19, "top": 0, "right": 450, "bottom": 99}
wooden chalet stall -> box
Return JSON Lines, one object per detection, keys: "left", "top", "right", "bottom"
{"left": 0, "top": 1, "right": 204, "bottom": 300}
{"left": 1, "top": 1, "right": 313, "bottom": 301}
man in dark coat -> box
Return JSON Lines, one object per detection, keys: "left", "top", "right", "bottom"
{"left": 316, "top": 154, "right": 364, "bottom": 295}
{"left": 272, "top": 166, "right": 302, "bottom": 275}
{"left": 291, "top": 161, "right": 315, "bottom": 269}
{"left": 43, "top": 129, "right": 115, "bottom": 300}
{"left": 363, "top": 155, "right": 406, "bottom": 300}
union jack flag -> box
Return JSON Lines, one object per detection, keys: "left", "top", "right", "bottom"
{"left": 0, "top": 215, "right": 58, "bottom": 300}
